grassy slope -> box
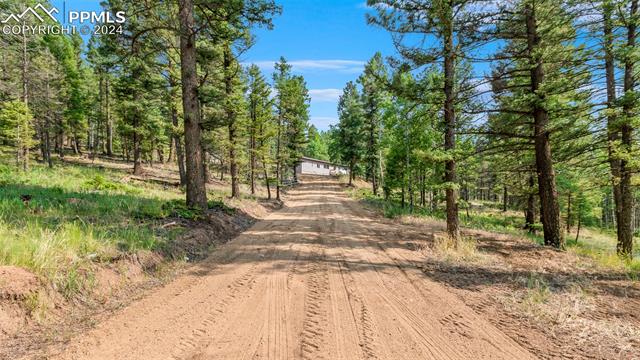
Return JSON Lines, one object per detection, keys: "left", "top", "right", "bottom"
{"left": 0, "top": 147, "right": 247, "bottom": 297}
{"left": 348, "top": 186, "right": 640, "bottom": 276}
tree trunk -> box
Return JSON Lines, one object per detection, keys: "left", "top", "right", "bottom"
{"left": 21, "top": 29, "right": 29, "bottom": 171}
{"left": 378, "top": 129, "right": 385, "bottom": 193}
{"left": 369, "top": 124, "right": 378, "bottom": 195}
{"left": 202, "top": 148, "right": 210, "bottom": 183}
{"left": 431, "top": 189, "right": 437, "bottom": 212}
{"left": 170, "top": 86, "right": 186, "bottom": 186}
{"left": 157, "top": 148, "right": 164, "bottom": 164}
{"left": 443, "top": 8, "right": 459, "bottom": 242}
{"left": 525, "top": 174, "right": 536, "bottom": 233}
{"left": 133, "top": 132, "right": 143, "bottom": 175}
{"left": 21, "top": 31, "right": 28, "bottom": 106}
{"left": 106, "top": 77, "right": 113, "bottom": 156}
{"left": 275, "top": 116, "right": 281, "bottom": 200}
{"left": 72, "top": 134, "right": 80, "bottom": 155}
{"left": 526, "top": 4, "right": 563, "bottom": 248}
{"left": 45, "top": 130, "right": 52, "bottom": 168}
{"left": 408, "top": 169, "right": 414, "bottom": 212}
{"left": 45, "top": 72, "right": 52, "bottom": 168}
{"left": 420, "top": 172, "right": 426, "bottom": 207}
{"left": 503, "top": 185, "right": 508, "bottom": 212}
{"left": 57, "top": 123, "right": 64, "bottom": 158}
{"left": 617, "top": 0, "right": 637, "bottom": 258}
{"left": 167, "top": 136, "right": 174, "bottom": 162}
{"left": 349, "top": 160, "right": 355, "bottom": 186}
{"left": 250, "top": 133, "right": 256, "bottom": 195}
{"left": 262, "top": 156, "right": 271, "bottom": 200}
{"left": 566, "top": 192, "right": 572, "bottom": 233}
{"left": 178, "top": 0, "right": 207, "bottom": 209}
{"left": 603, "top": 0, "right": 624, "bottom": 244}
{"left": 223, "top": 44, "right": 240, "bottom": 198}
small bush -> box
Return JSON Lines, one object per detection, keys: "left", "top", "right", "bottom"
{"left": 524, "top": 273, "right": 551, "bottom": 304}
{"left": 208, "top": 199, "right": 235, "bottom": 215}
{"left": 82, "top": 174, "right": 125, "bottom": 192}
{"left": 132, "top": 201, "right": 167, "bottom": 220}
{"left": 162, "top": 199, "right": 203, "bottom": 220}
{"left": 433, "top": 236, "right": 480, "bottom": 262}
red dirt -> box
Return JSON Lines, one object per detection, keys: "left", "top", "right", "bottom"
{"left": 38, "top": 177, "right": 535, "bottom": 359}
{"left": 5, "top": 177, "right": 637, "bottom": 359}
{"left": 0, "top": 266, "right": 39, "bottom": 301}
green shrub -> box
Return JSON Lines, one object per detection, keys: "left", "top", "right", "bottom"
{"left": 208, "top": 199, "right": 235, "bottom": 215}
{"left": 82, "top": 174, "right": 125, "bottom": 192}
{"left": 162, "top": 199, "right": 203, "bottom": 220}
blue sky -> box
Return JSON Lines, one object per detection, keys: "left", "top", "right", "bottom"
{"left": 242, "top": 0, "right": 397, "bottom": 130}
{"left": 49, "top": 0, "right": 397, "bottom": 131}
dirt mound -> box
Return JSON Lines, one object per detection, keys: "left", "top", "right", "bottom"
{"left": 0, "top": 266, "right": 39, "bottom": 301}
{"left": 164, "top": 208, "right": 256, "bottom": 261}
{"left": 0, "top": 266, "right": 41, "bottom": 340}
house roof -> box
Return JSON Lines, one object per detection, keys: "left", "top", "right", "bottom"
{"left": 299, "top": 156, "right": 347, "bottom": 168}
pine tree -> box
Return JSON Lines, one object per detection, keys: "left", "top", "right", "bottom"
{"left": 336, "top": 81, "right": 364, "bottom": 186}
{"left": 487, "top": 0, "right": 592, "bottom": 248}
{"left": 305, "top": 125, "right": 329, "bottom": 161}
{"left": 285, "top": 76, "right": 311, "bottom": 181}
{"left": 246, "top": 64, "right": 275, "bottom": 196}
{"left": 368, "top": 0, "right": 485, "bottom": 242}
{"left": 273, "top": 57, "right": 291, "bottom": 199}
{"left": 178, "top": 0, "right": 207, "bottom": 208}
{"left": 0, "top": 101, "right": 36, "bottom": 170}
{"left": 615, "top": 0, "right": 638, "bottom": 257}
{"left": 358, "top": 52, "right": 388, "bottom": 196}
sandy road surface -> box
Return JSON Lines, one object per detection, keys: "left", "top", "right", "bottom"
{"left": 49, "top": 177, "right": 535, "bottom": 360}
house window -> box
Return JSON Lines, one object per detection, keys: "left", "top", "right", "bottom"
{"left": 317, "top": 164, "right": 320, "bottom": 168}
{"left": 324, "top": 164, "right": 329, "bottom": 169}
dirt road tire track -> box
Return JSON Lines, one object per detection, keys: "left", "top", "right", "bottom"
{"left": 42, "top": 176, "right": 537, "bottom": 360}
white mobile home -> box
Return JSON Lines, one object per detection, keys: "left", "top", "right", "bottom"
{"left": 295, "top": 157, "right": 349, "bottom": 176}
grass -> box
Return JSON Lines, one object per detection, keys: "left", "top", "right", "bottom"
{"left": 523, "top": 273, "right": 551, "bottom": 305}
{"left": 349, "top": 187, "right": 640, "bottom": 277}
{"left": 432, "top": 235, "right": 484, "bottom": 263}
{"left": 0, "top": 148, "right": 223, "bottom": 296}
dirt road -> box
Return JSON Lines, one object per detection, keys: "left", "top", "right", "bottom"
{"left": 51, "top": 177, "right": 535, "bottom": 360}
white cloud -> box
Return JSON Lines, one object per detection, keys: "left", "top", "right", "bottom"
{"left": 310, "top": 117, "right": 338, "bottom": 130}
{"left": 245, "top": 60, "right": 365, "bottom": 74}
{"left": 308, "top": 88, "right": 343, "bottom": 102}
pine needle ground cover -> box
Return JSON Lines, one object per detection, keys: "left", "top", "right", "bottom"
{"left": 349, "top": 186, "right": 640, "bottom": 276}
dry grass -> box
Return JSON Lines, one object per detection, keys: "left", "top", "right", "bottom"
{"left": 432, "top": 235, "right": 483, "bottom": 262}
{"left": 337, "top": 175, "right": 370, "bottom": 189}
{"left": 351, "top": 189, "right": 640, "bottom": 357}
{"left": 501, "top": 276, "right": 640, "bottom": 356}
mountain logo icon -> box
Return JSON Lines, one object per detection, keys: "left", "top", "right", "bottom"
{"left": 1, "top": 4, "right": 59, "bottom": 24}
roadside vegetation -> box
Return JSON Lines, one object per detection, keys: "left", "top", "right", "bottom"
{"left": 0, "top": 148, "right": 172, "bottom": 291}
{"left": 0, "top": 145, "right": 265, "bottom": 300}
{"left": 349, "top": 185, "right": 640, "bottom": 277}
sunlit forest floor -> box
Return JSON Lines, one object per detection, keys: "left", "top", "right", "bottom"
{"left": 348, "top": 185, "right": 640, "bottom": 275}
{"left": 345, "top": 181, "right": 640, "bottom": 357}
